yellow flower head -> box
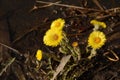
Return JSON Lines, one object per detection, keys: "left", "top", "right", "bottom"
{"left": 36, "top": 49, "right": 42, "bottom": 61}
{"left": 50, "top": 18, "right": 65, "bottom": 30}
{"left": 90, "top": 20, "right": 106, "bottom": 28}
{"left": 88, "top": 31, "right": 106, "bottom": 49}
{"left": 72, "top": 41, "right": 78, "bottom": 47}
{"left": 43, "top": 29, "right": 63, "bottom": 47}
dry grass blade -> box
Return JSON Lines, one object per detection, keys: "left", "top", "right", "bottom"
{"left": 51, "top": 55, "right": 71, "bottom": 80}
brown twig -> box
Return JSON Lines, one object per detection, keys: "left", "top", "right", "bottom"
{"left": 0, "top": 58, "right": 15, "bottom": 76}
{"left": 92, "top": 0, "right": 104, "bottom": 11}
{"left": 36, "top": 0, "right": 99, "bottom": 11}
{"left": 30, "top": 1, "right": 61, "bottom": 11}
{"left": 12, "top": 28, "right": 37, "bottom": 44}
{"left": 0, "top": 42, "right": 21, "bottom": 54}
{"left": 105, "top": 7, "right": 120, "bottom": 12}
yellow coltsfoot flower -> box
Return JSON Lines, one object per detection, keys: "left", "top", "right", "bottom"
{"left": 88, "top": 31, "right": 106, "bottom": 49}
{"left": 36, "top": 49, "right": 42, "bottom": 61}
{"left": 50, "top": 18, "right": 65, "bottom": 30}
{"left": 90, "top": 20, "right": 106, "bottom": 30}
{"left": 72, "top": 41, "right": 78, "bottom": 47}
{"left": 43, "top": 29, "right": 63, "bottom": 47}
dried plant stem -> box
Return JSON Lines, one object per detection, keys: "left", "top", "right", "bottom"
{"left": 0, "top": 42, "right": 20, "bottom": 54}
{"left": 36, "top": 0, "right": 99, "bottom": 11}
{"left": 0, "top": 58, "right": 15, "bottom": 76}
{"left": 36, "top": 1, "right": 61, "bottom": 9}
{"left": 92, "top": 0, "right": 104, "bottom": 10}
{"left": 36, "top": 1, "right": 84, "bottom": 9}
{"left": 12, "top": 28, "right": 37, "bottom": 43}
{"left": 104, "top": 50, "right": 119, "bottom": 61}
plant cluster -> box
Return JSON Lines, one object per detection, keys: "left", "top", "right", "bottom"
{"left": 35, "top": 18, "right": 107, "bottom": 80}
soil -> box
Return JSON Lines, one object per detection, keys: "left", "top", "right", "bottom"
{"left": 0, "top": 0, "right": 120, "bottom": 80}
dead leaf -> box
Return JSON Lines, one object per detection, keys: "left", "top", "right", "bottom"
{"left": 51, "top": 55, "right": 71, "bottom": 80}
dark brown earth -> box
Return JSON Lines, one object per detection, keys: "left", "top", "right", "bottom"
{"left": 0, "top": 0, "right": 120, "bottom": 80}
